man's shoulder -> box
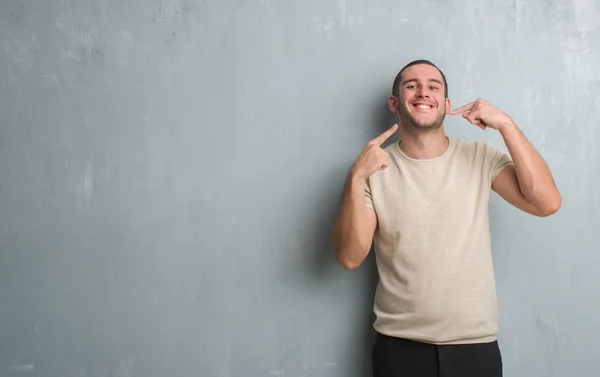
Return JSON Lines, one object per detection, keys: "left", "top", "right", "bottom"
{"left": 450, "top": 136, "right": 502, "bottom": 158}
{"left": 449, "top": 137, "right": 512, "bottom": 180}
{"left": 382, "top": 141, "right": 399, "bottom": 152}
{"left": 451, "top": 136, "right": 489, "bottom": 150}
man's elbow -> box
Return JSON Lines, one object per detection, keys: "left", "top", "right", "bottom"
{"left": 537, "top": 193, "right": 562, "bottom": 217}
{"left": 331, "top": 238, "right": 368, "bottom": 270}
{"left": 337, "top": 255, "right": 363, "bottom": 270}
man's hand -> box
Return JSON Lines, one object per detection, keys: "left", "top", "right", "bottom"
{"left": 350, "top": 124, "right": 398, "bottom": 180}
{"left": 450, "top": 99, "right": 516, "bottom": 132}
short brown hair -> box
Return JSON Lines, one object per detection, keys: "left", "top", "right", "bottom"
{"left": 392, "top": 59, "right": 448, "bottom": 98}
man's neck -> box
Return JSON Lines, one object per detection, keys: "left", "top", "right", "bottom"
{"left": 398, "top": 126, "right": 449, "bottom": 160}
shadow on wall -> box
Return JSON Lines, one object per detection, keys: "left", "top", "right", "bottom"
{"left": 298, "top": 93, "right": 396, "bottom": 376}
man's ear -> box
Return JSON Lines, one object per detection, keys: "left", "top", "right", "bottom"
{"left": 445, "top": 98, "right": 451, "bottom": 114}
{"left": 388, "top": 95, "right": 399, "bottom": 113}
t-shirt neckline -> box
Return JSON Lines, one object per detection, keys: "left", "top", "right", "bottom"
{"left": 394, "top": 136, "right": 456, "bottom": 162}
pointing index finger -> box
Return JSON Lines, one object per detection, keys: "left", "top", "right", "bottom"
{"left": 450, "top": 100, "right": 476, "bottom": 115}
{"left": 372, "top": 124, "right": 398, "bottom": 145}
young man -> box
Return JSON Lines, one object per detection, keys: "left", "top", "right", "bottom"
{"left": 330, "top": 60, "right": 561, "bottom": 377}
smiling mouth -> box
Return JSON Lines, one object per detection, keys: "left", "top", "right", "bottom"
{"left": 412, "top": 103, "right": 435, "bottom": 111}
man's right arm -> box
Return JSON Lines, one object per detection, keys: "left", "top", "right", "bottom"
{"left": 329, "top": 123, "right": 398, "bottom": 269}
{"left": 330, "top": 174, "right": 377, "bottom": 269}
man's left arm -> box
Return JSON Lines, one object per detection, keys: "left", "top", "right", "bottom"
{"left": 451, "top": 99, "right": 562, "bottom": 217}
{"left": 493, "top": 124, "right": 561, "bottom": 216}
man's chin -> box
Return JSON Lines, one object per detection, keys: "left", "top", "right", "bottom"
{"left": 399, "top": 110, "right": 445, "bottom": 132}
{"left": 408, "top": 118, "right": 444, "bottom": 131}
{"left": 415, "top": 121, "right": 442, "bottom": 129}
{"left": 414, "top": 125, "right": 441, "bottom": 132}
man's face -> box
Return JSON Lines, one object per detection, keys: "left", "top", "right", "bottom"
{"left": 392, "top": 64, "right": 450, "bottom": 132}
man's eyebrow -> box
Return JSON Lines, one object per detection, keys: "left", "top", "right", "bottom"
{"left": 401, "top": 78, "right": 444, "bottom": 86}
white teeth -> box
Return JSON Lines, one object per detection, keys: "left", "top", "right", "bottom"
{"left": 416, "top": 105, "right": 431, "bottom": 109}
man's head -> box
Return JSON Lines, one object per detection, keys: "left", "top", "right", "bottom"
{"left": 389, "top": 60, "right": 450, "bottom": 132}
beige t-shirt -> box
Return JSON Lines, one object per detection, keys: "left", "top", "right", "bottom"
{"left": 365, "top": 136, "right": 513, "bottom": 345}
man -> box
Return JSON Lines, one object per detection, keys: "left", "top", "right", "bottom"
{"left": 330, "top": 60, "right": 561, "bottom": 377}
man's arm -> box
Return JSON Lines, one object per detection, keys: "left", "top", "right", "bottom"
{"left": 330, "top": 124, "right": 398, "bottom": 269}
{"left": 492, "top": 124, "right": 561, "bottom": 217}
{"left": 330, "top": 175, "right": 378, "bottom": 269}
{"left": 450, "top": 98, "right": 561, "bottom": 217}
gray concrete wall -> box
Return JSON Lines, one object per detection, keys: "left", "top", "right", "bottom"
{"left": 1, "top": 0, "right": 598, "bottom": 376}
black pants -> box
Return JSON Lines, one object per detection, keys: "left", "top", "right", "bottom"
{"left": 372, "top": 333, "right": 503, "bottom": 377}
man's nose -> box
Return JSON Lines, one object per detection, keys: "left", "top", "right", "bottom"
{"left": 416, "top": 87, "right": 430, "bottom": 97}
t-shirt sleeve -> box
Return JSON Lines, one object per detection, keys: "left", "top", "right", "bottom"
{"left": 364, "top": 178, "right": 374, "bottom": 208}
{"left": 487, "top": 142, "right": 513, "bottom": 183}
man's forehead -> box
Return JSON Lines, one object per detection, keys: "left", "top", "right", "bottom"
{"left": 402, "top": 64, "right": 443, "bottom": 81}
